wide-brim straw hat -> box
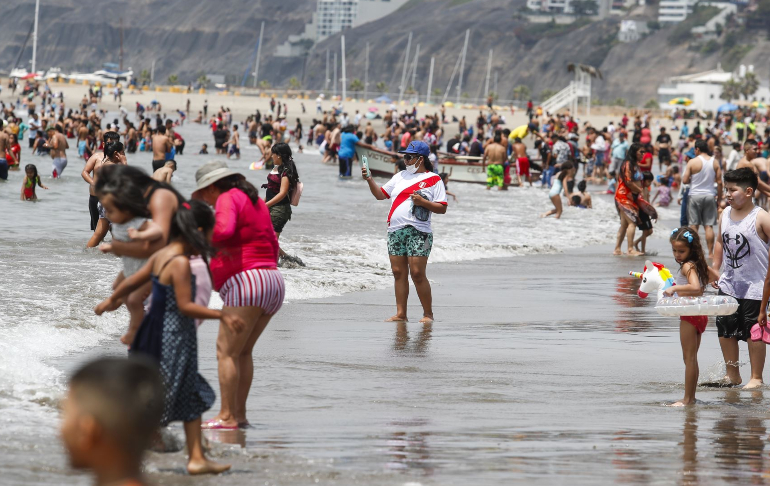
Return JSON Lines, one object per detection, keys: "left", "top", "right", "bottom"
{"left": 191, "top": 161, "right": 241, "bottom": 199}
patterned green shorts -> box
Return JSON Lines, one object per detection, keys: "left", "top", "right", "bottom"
{"left": 387, "top": 225, "right": 433, "bottom": 257}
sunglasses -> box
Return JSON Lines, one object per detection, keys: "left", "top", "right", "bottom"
{"left": 403, "top": 154, "right": 420, "bottom": 161}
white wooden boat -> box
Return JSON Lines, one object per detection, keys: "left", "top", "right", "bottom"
{"left": 355, "top": 143, "right": 488, "bottom": 184}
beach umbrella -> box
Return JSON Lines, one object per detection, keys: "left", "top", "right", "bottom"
{"left": 444, "top": 101, "right": 455, "bottom": 107}
{"left": 752, "top": 101, "right": 767, "bottom": 109}
{"left": 668, "top": 97, "right": 693, "bottom": 106}
{"left": 365, "top": 112, "right": 377, "bottom": 120}
{"left": 375, "top": 95, "right": 392, "bottom": 103}
{"left": 22, "top": 73, "right": 36, "bottom": 80}
{"left": 368, "top": 106, "right": 378, "bottom": 112}
{"left": 717, "top": 103, "right": 738, "bottom": 113}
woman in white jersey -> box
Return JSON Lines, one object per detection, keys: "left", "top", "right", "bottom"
{"left": 363, "top": 141, "right": 448, "bottom": 324}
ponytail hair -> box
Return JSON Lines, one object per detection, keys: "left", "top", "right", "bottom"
{"left": 212, "top": 174, "right": 260, "bottom": 205}
{"left": 170, "top": 200, "right": 216, "bottom": 258}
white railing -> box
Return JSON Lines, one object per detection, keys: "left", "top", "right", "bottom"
{"left": 541, "top": 82, "right": 577, "bottom": 113}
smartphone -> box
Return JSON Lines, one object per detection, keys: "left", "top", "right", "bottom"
{"left": 362, "top": 155, "right": 371, "bottom": 178}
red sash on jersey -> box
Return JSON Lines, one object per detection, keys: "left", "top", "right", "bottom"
{"left": 387, "top": 174, "right": 442, "bottom": 225}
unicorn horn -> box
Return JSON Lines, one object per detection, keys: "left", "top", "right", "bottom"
{"left": 629, "top": 271, "right": 643, "bottom": 279}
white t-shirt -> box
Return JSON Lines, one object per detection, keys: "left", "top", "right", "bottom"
{"left": 381, "top": 171, "right": 447, "bottom": 233}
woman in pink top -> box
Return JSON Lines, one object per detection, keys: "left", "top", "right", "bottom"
{"left": 192, "top": 161, "right": 284, "bottom": 430}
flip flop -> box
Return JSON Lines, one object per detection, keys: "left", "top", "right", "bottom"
{"left": 201, "top": 419, "right": 238, "bottom": 430}
{"left": 750, "top": 323, "right": 764, "bottom": 342}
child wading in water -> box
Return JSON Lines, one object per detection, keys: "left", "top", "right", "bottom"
{"left": 666, "top": 227, "right": 714, "bottom": 406}
{"left": 95, "top": 201, "right": 245, "bottom": 475}
{"left": 20, "top": 164, "right": 48, "bottom": 201}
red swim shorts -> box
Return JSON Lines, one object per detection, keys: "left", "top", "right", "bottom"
{"left": 517, "top": 157, "right": 530, "bottom": 177}
{"left": 682, "top": 315, "right": 708, "bottom": 334}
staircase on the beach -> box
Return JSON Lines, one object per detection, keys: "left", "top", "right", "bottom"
{"left": 541, "top": 65, "right": 595, "bottom": 117}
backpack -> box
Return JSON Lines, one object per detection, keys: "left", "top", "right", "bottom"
{"left": 290, "top": 181, "right": 303, "bottom": 206}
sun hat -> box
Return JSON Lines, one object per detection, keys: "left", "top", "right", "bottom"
{"left": 191, "top": 161, "right": 241, "bottom": 199}
{"left": 399, "top": 140, "right": 430, "bottom": 157}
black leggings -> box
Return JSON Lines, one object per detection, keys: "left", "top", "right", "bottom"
{"left": 89, "top": 194, "right": 99, "bottom": 231}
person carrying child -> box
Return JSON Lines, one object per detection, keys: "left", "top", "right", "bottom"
{"left": 666, "top": 228, "right": 715, "bottom": 406}
{"left": 95, "top": 200, "right": 245, "bottom": 475}
{"left": 20, "top": 163, "right": 48, "bottom": 201}
{"left": 97, "top": 181, "right": 164, "bottom": 345}
{"left": 714, "top": 168, "right": 770, "bottom": 388}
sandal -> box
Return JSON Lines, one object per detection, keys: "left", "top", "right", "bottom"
{"left": 201, "top": 419, "right": 238, "bottom": 430}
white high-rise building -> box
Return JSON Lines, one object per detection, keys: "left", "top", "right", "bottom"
{"left": 316, "top": 0, "right": 359, "bottom": 41}
{"left": 658, "top": 0, "right": 698, "bottom": 23}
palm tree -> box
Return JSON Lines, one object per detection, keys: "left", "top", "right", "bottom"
{"left": 167, "top": 74, "right": 179, "bottom": 85}
{"left": 740, "top": 72, "right": 759, "bottom": 100}
{"left": 376, "top": 81, "right": 387, "bottom": 93}
{"left": 196, "top": 74, "right": 210, "bottom": 88}
{"left": 513, "top": 85, "right": 531, "bottom": 101}
{"left": 288, "top": 77, "right": 301, "bottom": 90}
{"left": 259, "top": 80, "right": 271, "bottom": 89}
{"left": 349, "top": 78, "right": 364, "bottom": 96}
{"left": 721, "top": 78, "right": 741, "bottom": 101}
{"left": 138, "top": 69, "right": 151, "bottom": 86}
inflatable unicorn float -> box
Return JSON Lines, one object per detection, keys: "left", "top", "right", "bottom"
{"left": 630, "top": 260, "right": 739, "bottom": 317}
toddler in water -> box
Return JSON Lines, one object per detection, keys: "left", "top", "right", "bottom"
{"left": 98, "top": 191, "right": 163, "bottom": 345}
{"left": 652, "top": 176, "right": 672, "bottom": 207}
{"left": 20, "top": 164, "right": 48, "bottom": 201}
{"left": 95, "top": 201, "right": 244, "bottom": 475}
{"left": 664, "top": 228, "right": 715, "bottom": 406}
{"left": 60, "top": 357, "right": 163, "bottom": 486}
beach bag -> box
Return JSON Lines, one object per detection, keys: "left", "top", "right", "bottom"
{"left": 290, "top": 181, "right": 303, "bottom": 206}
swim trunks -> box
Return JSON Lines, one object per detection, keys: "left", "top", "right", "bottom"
{"left": 503, "top": 162, "right": 512, "bottom": 186}
{"left": 517, "top": 157, "right": 530, "bottom": 177}
{"left": 760, "top": 171, "right": 769, "bottom": 184}
{"left": 687, "top": 194, "right": 718, "bottom": 226}
{"left": 89, "top": 194, "right": 99, "bottom": 230}
{"left": 487, "top": 163, "right": 504, "bottom": 188}
{"left": 659, "top": 148, "right": 671, "bottom": 163}
{"left": 52, "top": 157, "right": 67, "bottom": 178}
{"left": 716, "top": 291, "right": 761, "bottom": 341}
{"left": 219, "top": 268, "right": 285, "bottom": 315}
{"left": 682, "top": 315, "right": 708, "bottom": 334}
{"left": 269, "top": 204, "right": 292, "bottom": 234}
{"left": 152, "top": 160, "right": 166, "bottom": 172}
{"left": 0, "top": 160, "right": 7, "bottom": 181}
{"left": 228, "top": 145, "right": 240, "bottom": 156}
{"left": 387, "top": 225, "right": 433, "bottom": 257}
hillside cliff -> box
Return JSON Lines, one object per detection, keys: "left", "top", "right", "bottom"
{"left": 0, "top": 0, "right": 756, "bottom": 106}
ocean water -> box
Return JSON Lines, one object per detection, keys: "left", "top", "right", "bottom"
{"left": 0, "top": 116, "right": 691, "bottom": 484}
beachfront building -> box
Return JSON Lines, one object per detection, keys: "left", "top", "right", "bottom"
{"left": 656, "top": 67, "right": 770, "bottom": 112}
{"left": 275, "top": 0, "right": 408, "bottom": 58}
{"left": 658, "top": 0, "right": 697, "bottom": 23}
{"left": 617, "top": 20, "right": 650, "bottom": 42}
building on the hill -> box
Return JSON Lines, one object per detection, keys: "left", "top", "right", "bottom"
{"left": 656, "top": 66, "right": 770, "bottom": 112}
{"left": 617, "top": 20, "right": 649, "bottom": 42}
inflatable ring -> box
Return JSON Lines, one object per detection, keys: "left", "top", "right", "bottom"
{"left": 630, "top": 260, "right": 738, "bottom": 317}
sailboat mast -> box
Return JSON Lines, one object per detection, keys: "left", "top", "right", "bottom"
{"left": 31, "top": 0, "right": 40, "bottom": 73}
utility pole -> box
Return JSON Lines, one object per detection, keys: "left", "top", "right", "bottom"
{"left": 119, "top": 18, "right": 124, "bottom": 72}
{"left": 31, "top": 0, "right": 40, "bottom": 73}
{"left": 340, "top": 35, "right": 347, "bottom": 101}
{"left": 364, "top": 42, "right": 369, "bottom": 99}
{"left": 456, "top": 29, "right": 470, "bottom": 104}
{"left": 150, "top": 59, "right": 155, "bottom": 85}
{"left": 484, "top": 49, "right": 493, "bottom": 99}
{"left": 252, "top": 21, "right": 265, "bottom": 88}
{"left": 333, "top": 51, "right": 337, "bottom": 98}
{"left": 398, "top": 32, "right": 412, "bottom": 103}
{"left": 410, "top": 44, "right": 420, "bottom": 96}
{"left": 325, "top": 49, "right": 330, "bottom": 93}
{"left": 426, "top": 57, "right": 434, "bottom": 105}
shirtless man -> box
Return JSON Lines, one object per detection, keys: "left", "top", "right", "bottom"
{"left": 152, "top": 160, "right": 176, "bottom": 183}
{"left": 736, "top": 138, "right": 770, "bottom": 203}
{"left": 152, "top": 125, "right": 172, "bottom": 172}
{"left": 0, "top": 130, "right": 9, "bottom": 173}
{"left": 45, "top": 126, "right": 69, "bottom": 178}
{"left": 483, "top": 132, "right": 507, "bottom": 191}
{"left": 228, "top": 124, "right": 240, "bottom": 160}
{"left": 125, "top": 123, "right": 138, "bottom": 153}
{"left": 82, "top": 131, "right": 121, "bottom": 243}
{"left": 248, "top": 118, "right": 258, "bottom": 145}
{"left": 512, "top": 137, "right": 532, "bottom": 187}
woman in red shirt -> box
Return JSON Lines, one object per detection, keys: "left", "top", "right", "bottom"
{"left": 193, "top": 161, "right": 283, "bottom": 430}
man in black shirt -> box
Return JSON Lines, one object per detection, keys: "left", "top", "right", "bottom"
{"left": 213, "top": 124, "right": 229, "bottom": 154}
{"left": 656, "top": 127, "right": 672, "bottom": 171}
{"left": 446, "top": 135, "right": 461, "bottom": 154}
